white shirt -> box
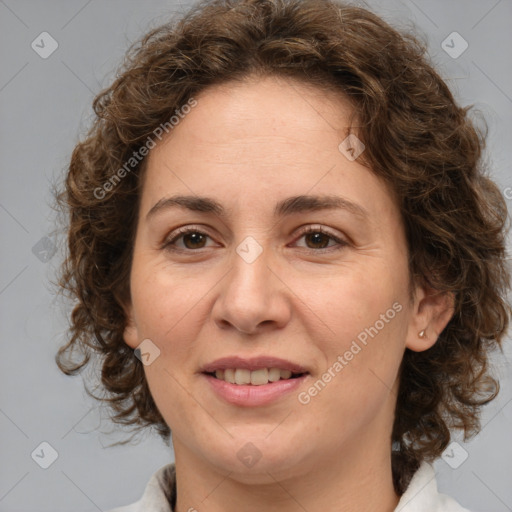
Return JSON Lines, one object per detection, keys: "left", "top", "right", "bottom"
{"left": 107, "top": 461, "right": 471, "bottom": 512}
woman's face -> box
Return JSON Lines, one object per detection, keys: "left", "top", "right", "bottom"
{"left": 123, "top": 75, "right": 441, "bottom": 481}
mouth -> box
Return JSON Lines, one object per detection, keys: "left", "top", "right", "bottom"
{"left": 202, "top": 363, "right": 310, "bottom": 406}
{"left": 204, "top": 368, "right": 308, "bottom": 386}
{"left": 200, "top": 356, "right": 310, "bottom": 387}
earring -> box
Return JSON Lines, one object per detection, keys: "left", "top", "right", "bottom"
{"left": 418, "top": 330, "right": 426, "bottom": 339}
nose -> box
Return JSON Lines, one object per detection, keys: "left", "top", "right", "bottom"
{"left": 211, "top": 241, "right": 292, "bottom": 335}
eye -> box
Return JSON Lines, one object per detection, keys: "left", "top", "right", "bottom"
{"left": 292, "top": 225, "right": 348, "bottom": 252}
{"left": 162, "top": 225, "right": 348, "bottom": 253}
{"left": 163, "top": 226, "right": 215, "bottom": 251}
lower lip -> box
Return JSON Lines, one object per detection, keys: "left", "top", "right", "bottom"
{"left": 203, "top": 373, "right": 308, "bottom": 407}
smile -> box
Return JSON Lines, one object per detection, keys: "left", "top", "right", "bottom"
{"left": 203, "top": 372, "right": 309, "bottom": 407}
{"left": 207, "top": 368, "right": 306, "bottom": 385}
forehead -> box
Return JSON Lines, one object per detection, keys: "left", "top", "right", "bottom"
{"left": 139, "top": 75, "right": 398, "bottom": 227}
{"left": 177, "top": 74, "right": 355, "bottom": 146}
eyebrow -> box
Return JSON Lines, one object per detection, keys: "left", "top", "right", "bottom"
{"left": 146, "top": 194, "right": 369, "bottom": 221}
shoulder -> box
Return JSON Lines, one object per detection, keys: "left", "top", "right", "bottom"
{"left": 395, "top": 462, "right": 472, "bottom": 512}
{"left": 105, "top": 463, "right": 176, "bottom": 512}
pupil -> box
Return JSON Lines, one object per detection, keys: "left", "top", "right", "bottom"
{"left": 184, "top": 233, "right": 205, "bottom": 249}
{"left": 308, "top": 232, "right": 328, "bottom": 249}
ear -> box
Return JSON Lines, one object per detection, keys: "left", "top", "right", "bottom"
{"left": 406, "top": 280, "right": 455, "bottom": 352}
{"left": 122, "top": 302, "right": 140, "bottom": 350}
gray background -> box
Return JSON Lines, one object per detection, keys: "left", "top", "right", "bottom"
{"left": 1, "top": 0, "right": 511, "bottom": 511}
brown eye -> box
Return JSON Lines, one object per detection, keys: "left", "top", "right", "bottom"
{"left": 293, "top": 226, "right": 348, "bottom": 252}
{"left": 164, "top": 228, "right": 214, "bottom": 251}
{"left": 181, "top": 231, "right": 207, "bottom": 249}
{"left": 304, "top": 231, "right": 331, "bottom": 249}
{"left": 163, "top": 225, "right": 348, "bottom": 253}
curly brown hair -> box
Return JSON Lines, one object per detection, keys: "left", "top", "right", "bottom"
{"left": 55, "top": 0, "right": 511, "bottom": 495}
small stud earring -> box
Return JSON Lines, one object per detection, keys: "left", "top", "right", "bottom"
{"left": 419, "top": 330, "right": 426, "bottom": 339}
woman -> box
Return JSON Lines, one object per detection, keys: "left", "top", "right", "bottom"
{"left": 55, "top": 0, "right": 511, "bottom": 510}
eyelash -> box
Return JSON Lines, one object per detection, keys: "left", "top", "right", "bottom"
{"left": 162, "top": 225, "right": 348, "bottom": 253}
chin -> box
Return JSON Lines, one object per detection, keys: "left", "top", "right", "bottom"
{"left": 198, "top": 433, "right": 312, "bottom": 482}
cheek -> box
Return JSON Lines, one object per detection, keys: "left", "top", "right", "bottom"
{"left": 130, "top": 260, "right": 205, "bottom": 340}
{"left": 301, "top": 311, "right": 406, "bottom": 431}
{"left": 305, "top": 261, "right": 405, "bottom": 341}
{"left": 303, "top": 263, "right": 408, "bottom": 405}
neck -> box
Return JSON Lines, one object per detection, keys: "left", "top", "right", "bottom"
{"left": 172, "top": 419, "right": 400, "bottom": 512}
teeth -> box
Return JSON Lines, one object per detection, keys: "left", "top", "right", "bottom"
{"left": 268, "top": 368, "right": 281, "bottom": 382}
{"left": 250, "top": 368, "right": 268, "bottom": 385}
{"left": 235, "top": 369, "right": 251, "bottom": 385}
{"left": 212, "top": 367, "right": 300, "bottom": 385}
{"left": 280, "top": 369, "right": 292, "bottom": 379}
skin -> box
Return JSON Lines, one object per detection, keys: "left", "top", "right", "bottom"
{"left": 123, "top": 74, "right": 454, "bottom": 512}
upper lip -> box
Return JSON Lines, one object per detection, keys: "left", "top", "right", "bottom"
{"left": 201, "top": 356, "right": 309, "bottom": 374}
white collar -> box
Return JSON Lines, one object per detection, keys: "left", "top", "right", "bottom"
{"left": 395, "top": 462, "right": 471, "bottom": 511}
